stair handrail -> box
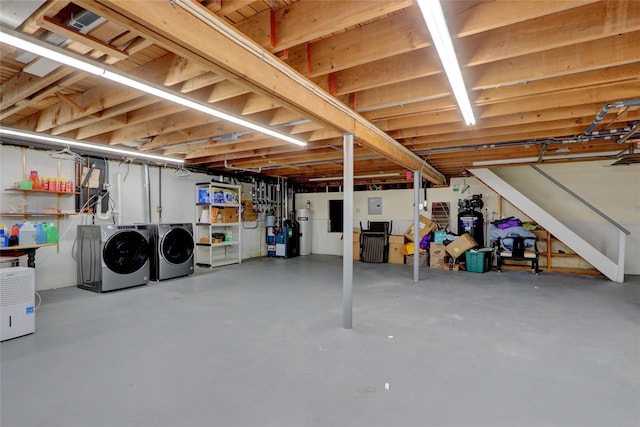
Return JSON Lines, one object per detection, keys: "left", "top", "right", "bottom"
{"left": 530, "top": 165, "right": 630, "bottom": 235}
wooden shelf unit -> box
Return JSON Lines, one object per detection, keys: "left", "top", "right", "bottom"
{"left": 499, "top": 227, "right": 599, "bottom": 276}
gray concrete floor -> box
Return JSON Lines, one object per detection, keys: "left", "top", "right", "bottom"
{"left": 1, "top": 255, "right": 639, "bottom": 427}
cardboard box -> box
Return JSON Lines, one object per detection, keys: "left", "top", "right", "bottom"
{"left": 223, "top": 207, "right": 238, "bottom": 223}
{"left": 443, "top": 261, "right": 460, "bottom": 271}
{"left": 210, "top": 207, "right": 220, "bottom": 223}
{"left": 242, "top": 200, "right": 258, "bottom": 221}
{"left": 429, "top": 242, "right": 446, "bottom": 267}
{"left": 445, "top": 233, "right": 477, "bottom": 259}
{"left": 430, "top": 257, "right": 446, "bottom": 268}
{"left": 405, "top": 253, "right": 427, "bottom": 267}
{"left": 388, "top": 235, "right": 405, "bottom": 264}
{"left": 404, "top": 216, "right": 437, "bottom": 242}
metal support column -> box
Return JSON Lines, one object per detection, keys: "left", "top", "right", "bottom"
{"left": 342, "top": 133, "right": 354, "bottom": 329}
{"left": 413, "top": 169, "right": 421, "bottom": 282}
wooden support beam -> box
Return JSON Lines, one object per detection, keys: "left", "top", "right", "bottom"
{"left": 20, "top": 0, "right": 70, "bottom": 34}
{"left": 451, "top": 0, "right": 598, "bottom": 38}
{"left": 312, "top": 47, "right": 441, "bottom": 96}
{"left": 62, "top": 97, "right": 160, "bottom": 138}
{"left": 470, "top": 32, "right": 640, "bottom": 90}
{"left": 283, "top": 6, "right": 429, "bottom": 77}
{"left": 183, "top": 138, "right": 287, "bottom": 159}
{"left": 0, "top": 71, "right": 86, "bottom": 121}
{"left": 78, "top": 0, "right": 444, "bottom": 183}
{"left": 55, "top": 93, "right": 85, "bottom": 113}
{"left": 233, "top": 0, "right": 413, "bottom": 52}
{"left": 140, "top": 121, "right": 247, "bottom": 151}
{"left": 462, "top": 1, "right": 640, "bottom": 67}
{"left": 241, "top": 94, "right": 281, "bottom": 116}
{"left": 208, "top": 81, "right": 252, "bottom": 103}
{"left": 164, "top": 56, "right": 209, "bottom": 86}
{"left": 0, "top": 67, "right": 72, "bottom": 111}
{"left": 38, "top": 17, "right": 128, "bottom": 60}
{"left": 180, "top": 73, "right": 225, "bottom": 94}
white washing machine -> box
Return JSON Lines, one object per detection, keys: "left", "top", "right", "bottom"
{"left": 77, "top": 224, "right": 150, "bottom": 292}
{"left": 147, "top": 223, "right": 194, "bottom": 281}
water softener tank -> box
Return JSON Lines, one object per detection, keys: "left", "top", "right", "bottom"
{"left": 296, "top": 208, "right": 311, "bottom": 255}
{"left": 458, "top": 209, "right": 484, "bottom": 247}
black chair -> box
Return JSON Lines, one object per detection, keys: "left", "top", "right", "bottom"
{"left": 360, "top": 221, "right": 392, "bottom": 263}
{"left": 494, "top": 236, "right": 540, "bottom": 274}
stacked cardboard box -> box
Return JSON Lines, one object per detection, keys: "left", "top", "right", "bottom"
{"left": 388, "top": 235, "right": 405, "bottom": 264}
{"left": 404, "top": 216, "right": 437, "bottom": 242}
{"left": 405, "top": 253, "right": 427, "bottom": 266}
{"left": 445, "top": 233, "right": 477, "bottom": 259}
{"left": 429, "top": 243, "right": 446, "bottom": 268}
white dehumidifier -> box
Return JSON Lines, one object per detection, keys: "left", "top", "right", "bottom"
{"left": 1, "top": 267, "right": 36, "bottom": 341}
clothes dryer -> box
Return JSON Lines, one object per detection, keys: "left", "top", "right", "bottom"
{"left": 77, "top": 224, "right": 150, "bottom": 292}
{"left": 147, "top": 223, "right": 194, "bottom": 281}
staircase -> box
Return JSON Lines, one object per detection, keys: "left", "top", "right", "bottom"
{"left": 470, "top": 167, "right": 628, "bottom": 282}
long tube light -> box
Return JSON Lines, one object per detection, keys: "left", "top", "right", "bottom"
{"left": 308, "top": 173, "right": 401, "bottom": 182}
{"left": 0, "top": 127, "right": 185, "bottom": 164}
{"left": 0, "top": 27, "right": 307, "bottom": 147}
{"left": 417, "top": 0, "right": 475, "bottom": 126}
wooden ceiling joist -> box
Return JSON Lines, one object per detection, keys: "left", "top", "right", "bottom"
{"left": 77, "top": 0, "right": 444, "bottom": 183}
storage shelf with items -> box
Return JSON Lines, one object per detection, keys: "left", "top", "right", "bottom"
{"left": 1, "top": 150, "right": 77, "bottom": 250}
{"left": 194, "top": 181, "right": 242, "bottom": 268}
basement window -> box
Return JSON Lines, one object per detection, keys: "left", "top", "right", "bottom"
{"left": 431, "top": 202, "right": 450, "bottom": 231}
{"left": 328, "top": 199, "right": 343, "bottom": 233}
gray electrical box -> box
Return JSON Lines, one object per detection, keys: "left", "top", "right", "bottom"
{"left": 368, "top": 197, "right": 382, "bottom": 215}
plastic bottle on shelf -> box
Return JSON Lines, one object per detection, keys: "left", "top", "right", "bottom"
{"left": 35, "top": 222, "right": 47, "bottom": 244}
{"left": 19, "top": 221, "right": 36, "bottom": 246}
{"left": 9, "top": 224, "right": 20, "bottom": 246}
{"left": 0, "top": 227, "right": 7, "bottom": 247}
{"left": 28, "top": 170, "right": 41, "bottom": 190}
{"left": 42, "top": 177, "right": 49, "bottom": 191}
{"left": 46, "top": 222, "right": 59, "bottom": 244}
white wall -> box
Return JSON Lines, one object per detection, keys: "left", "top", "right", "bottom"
{"left": 295, "top": 189, "right": 428, "bottom": 255}
{"left": 0, "top": 145, "right": 264, "bottom": 290}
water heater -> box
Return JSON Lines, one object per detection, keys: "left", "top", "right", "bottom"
{"left": 296, "top": 208, "right": 311, "bottom": 256}
{"left": 1, "top": 267, "right": 36, "bottom": 341}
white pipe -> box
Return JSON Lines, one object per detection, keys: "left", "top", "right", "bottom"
{"left": 143, "top": 164, "right": 151, "bottom": 223}
{"left": 116, "top": 171, "right": 122, "bottom": 225}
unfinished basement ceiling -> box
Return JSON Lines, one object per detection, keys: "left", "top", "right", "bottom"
{"left": 1, "top": 0, "right": 639, "bottom": 188}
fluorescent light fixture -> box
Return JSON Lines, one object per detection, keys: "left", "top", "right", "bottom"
{"left": 0, "top": 127, "right": 185, "bottom": 164}
{"left": 308, "top": 173, "right": 400, "bottom": 182}
{"left": 417, "top": 0, "right": 475, "bottom": 126}
{"left": 0, "top": 28, "right": 307, "bottom": 147}
{"left": 472, "top": 151, "right": 623, "bottom": 166}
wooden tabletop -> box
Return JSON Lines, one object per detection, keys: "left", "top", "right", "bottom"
{"left": 0, "top": 243, "right": 57, "bottom": 251}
